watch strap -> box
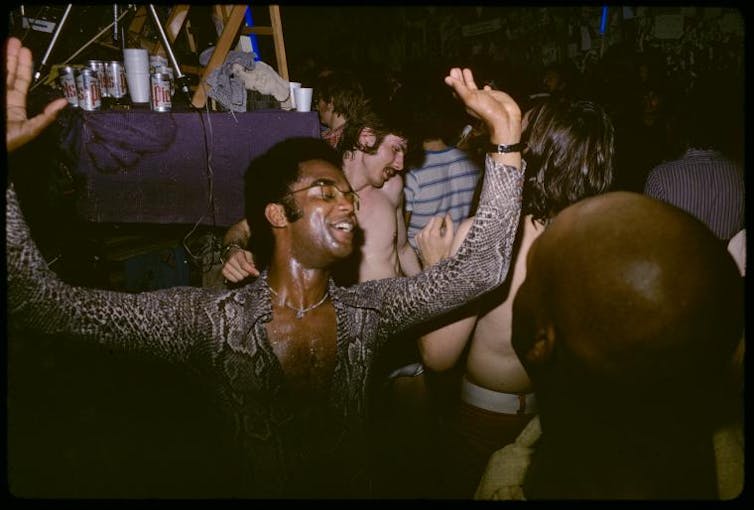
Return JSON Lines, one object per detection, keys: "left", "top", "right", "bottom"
{"left": 488, "top": 142, "right": 526, "bottom": 154}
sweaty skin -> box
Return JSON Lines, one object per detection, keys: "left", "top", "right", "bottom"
{"left": 223, "top": 133, "right": 421, "bottom": 284}
{"left": 417, "top": 214, "right": 544, "bottom": 393}
{"left": 7, "top": 65, "right": 525, "bottom": 497}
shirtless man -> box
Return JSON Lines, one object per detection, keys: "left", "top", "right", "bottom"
{"left": 415, "top": 97, "right": 615, "bottom": 497}
{"left": 221, "top": 104, "right": 421, "bottom": 285}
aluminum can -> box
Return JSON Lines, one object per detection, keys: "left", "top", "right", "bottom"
{"left": 156, "top": 66, "right": 175, "bottom": 96}
{"left": 87, "top": 59, "right": 109, "bottom": 98}
{"left": 105, "top": 61, "right": 128, "bottom": 99}
{"left": 149, "top": 55, "right": 168, "bottom": 74}
{"left": 150, "top": 73, "right": 172, "bottom": 112}
{"left": 75, "top": 68, "right": 101, "bottom": 111}
{"left": 58, "top": 65, "right": 79, "bottom": 107}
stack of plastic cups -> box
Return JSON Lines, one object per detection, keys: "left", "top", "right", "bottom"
{"left": 294, "top": 87, "right": 313, "bottom": 112}
{"left": 123, "top": 48, "right": 151, "bottom": 104}
{"left": 288, "top": 81, "right": 301, "bottom": 110}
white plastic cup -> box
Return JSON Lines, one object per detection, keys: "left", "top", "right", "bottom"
{"left": 123, "top": 48, "right": 150, "bottom": 104}
{"left": 293, "top": 87, "right": 313, "bottom": 112}
{"left": 126, "top": 72, "right": 151, "bottom": 104}
{"left": 123, "top": 48, "right": 149, "bottom": 70}
{"left": 288, "top": 81, "right": 301, "bottom": 109}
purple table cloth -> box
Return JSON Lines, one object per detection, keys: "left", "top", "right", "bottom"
{"left": 66, "top": 110, "right": 320, "bottom": 226}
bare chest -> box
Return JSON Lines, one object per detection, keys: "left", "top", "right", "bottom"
{"left": 264, "top": 304, "right": 338, "bottom": 396}
{"left": 357, "top": 188, "right": 399, "bottom": 255}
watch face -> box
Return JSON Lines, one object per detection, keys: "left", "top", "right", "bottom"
{"left": 490, "top": 142, "right": 525, "bottom": 153}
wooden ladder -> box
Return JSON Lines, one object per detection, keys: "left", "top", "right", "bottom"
{"left": 193, "top": 4, "right": 289, "bottom": 108}
{"left": 128, "top": 4, "right": 289, "bottom": 109}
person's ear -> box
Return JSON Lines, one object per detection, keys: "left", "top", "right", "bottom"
{"left": 358, "top": 127, "right": 377, "bottom": 150}
{"left": 524, "top": 323, "right": 556, "bottom": 365}
{"left": 265, "top": 203, "right": 288, "bottom": 228}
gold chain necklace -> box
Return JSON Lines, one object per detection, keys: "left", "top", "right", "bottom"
{"left": 268, "top": 285, "right": 329, "bottom": 319}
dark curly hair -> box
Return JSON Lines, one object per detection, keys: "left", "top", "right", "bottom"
{"left": 522, "top": 98, "right": 615, "bottom": 224}
{"left": 244, "top": 137, "right": 343, "bottom": 270}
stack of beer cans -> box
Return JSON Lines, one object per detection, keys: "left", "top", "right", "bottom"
{"left": 58, "top": 56, "right": 175, "bottom": 112}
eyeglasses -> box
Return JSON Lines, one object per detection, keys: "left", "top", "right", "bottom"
{"left": 284, "top": 179, "right": 360, "bottom": 211}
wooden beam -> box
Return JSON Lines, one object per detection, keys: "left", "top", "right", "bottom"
{"left": 128, "top": 6, "right": 148, "bottom": 35}
{"left": 166, "top": 5, "right": 190, "bottom": 42}
{"left": 191, "top": 5, "right": 247, "bottom": 108}
{"left": 242, "top": 26, "right": 273, "bottom": 36}
{"left": 151, "top": 5, "right": 191, "bottom": 56}
{"left": 270, "top": 5, "right": 288, "bottom": 80}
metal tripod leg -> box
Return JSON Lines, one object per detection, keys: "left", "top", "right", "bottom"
{"left": 32, "top": 4, "right": 72, "bottom": 83}
{"left": 147, "top": 4, "right": 191, "bottom": 100}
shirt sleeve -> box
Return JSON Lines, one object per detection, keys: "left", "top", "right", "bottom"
{"left": 403, "top": 170, "right": 418, "bottom": 212}
{"left": 6, "top": 184, "right": 212, "bottom": 364}
{"left": 644, "top": 168, "right": 665, "bottom": 200}
{"left": 377, "top": 154, "right": 523, "bottom": 334}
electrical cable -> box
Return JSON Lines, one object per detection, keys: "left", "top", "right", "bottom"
{"left": 182, "top": 82, "right": 222, "bottom": 274}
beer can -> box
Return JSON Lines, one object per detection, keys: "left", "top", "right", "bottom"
{"left": 87, "top": 59, "right": 109, "bottom": 98}
{"left": 105, "top": 61, "right": 128, "bottom": 99}
{"left": 58, "top": 65, "right": 79, "bottom": 107}
{"left": 150, "top": 73, "right": 172, "bottom": 112}
{"left": 156, "top": 66, "right": 175, "bottom": 96}
{"left": 149, "top": 55, "right": 168, "bottom": 74}
{"left": 75, "top": 68, "right": 101, "bottom": 111}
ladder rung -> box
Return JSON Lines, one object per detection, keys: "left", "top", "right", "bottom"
{"left": 242, "top": 26, "right": 274, "bottom": 36}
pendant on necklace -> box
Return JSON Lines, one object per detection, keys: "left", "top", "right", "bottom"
{"left": 296, "top": 310, "right": 304, "bottom": 319}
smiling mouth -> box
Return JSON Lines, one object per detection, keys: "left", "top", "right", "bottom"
{"left": 333, "top": 221, "right": 355, "bottom": 233}
{"left": 330, "top": 220, "right": 356, "bottom": 241}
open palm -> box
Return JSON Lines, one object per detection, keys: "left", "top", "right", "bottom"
{"left": 6, "top": 37, "right": 67, "bottom": 152}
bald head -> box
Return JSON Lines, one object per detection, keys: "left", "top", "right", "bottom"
{"left": 513, "top": 192, "right": 743, "bottom": 397}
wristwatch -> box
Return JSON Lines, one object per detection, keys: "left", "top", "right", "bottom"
{"left": 488, "top": 142, "right": 526, "bottom": 154}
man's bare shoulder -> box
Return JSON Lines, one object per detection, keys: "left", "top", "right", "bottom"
{"left": 379, "top": 174, "right": 405, "bottom": 206}
{"left": 359, "top": 186, "right": 400, "bottom": 224}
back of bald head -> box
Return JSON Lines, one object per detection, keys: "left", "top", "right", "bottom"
{"left": 534, "top": 192, "right": 742, "bottom": 401}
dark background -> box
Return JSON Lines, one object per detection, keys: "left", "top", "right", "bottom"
{"left": 4, "top": 4, "right": 747, "bottom": 498}
{"left": 7, "top": 5, "right": 745, "bottom": 93}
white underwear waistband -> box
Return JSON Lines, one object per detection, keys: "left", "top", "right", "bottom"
{"left": 461, "top": 376, "right": 537, "bottom": 415}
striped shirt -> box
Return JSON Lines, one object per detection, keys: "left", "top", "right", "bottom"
{"left": 644, "top": 149, "right": 744, "bottom": 241}
{"left": 404, "top": 147, "right": 481, "bottom": 248}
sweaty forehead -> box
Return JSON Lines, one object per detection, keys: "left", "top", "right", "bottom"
{"left": 298, "top": 159, "right": 348, "bottom": 186}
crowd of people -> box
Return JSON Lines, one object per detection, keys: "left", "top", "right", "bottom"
{"left": 6, "top": 33, "right": 744, "bottom": 500}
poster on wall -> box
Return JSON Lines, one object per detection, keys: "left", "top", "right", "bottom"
{"left": 719, "top": 11, "right": 744, "bottom": 35}
{"left": 580, "top": 25, "right": 591, "bottom": 50}
{"left": 654, "top": 14, "right": 684, "bottom": 39}
{"left": 461, "top": 18, "right": 501, "bottom": 37}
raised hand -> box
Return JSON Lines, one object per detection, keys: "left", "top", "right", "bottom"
{"left": 444, "top": 67, "right": 521, "bottom": 146}
{"left": 6, "top": 37, "right": 68, "bottom": 152}
{"left": 415, "top": 213, "right": 455, "bottom": 268}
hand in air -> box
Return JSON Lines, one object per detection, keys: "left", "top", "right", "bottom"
{"left": 444, "top": 67, "right": 521, "bottom": 145}
{"left": 6, "top": 37, "right": 68, "bottom": 152}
